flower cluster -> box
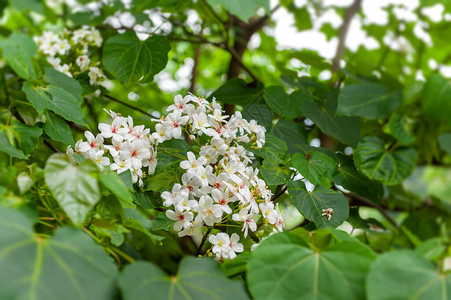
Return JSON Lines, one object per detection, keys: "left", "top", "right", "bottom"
{"left": 159, "top": 94, "right": 284, "bottom": 260}
{"left": 69, "top": 110, "right": 157, "bottom": 186}
{"left": 67, "top": 94, "right": 284, "bottom": 260}
{"left": 34, "top": 26, "right": 110, "bottom": 91}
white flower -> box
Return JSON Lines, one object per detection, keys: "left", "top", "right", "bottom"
{"left": 209, "top": 232, "right": 231, "bottom": 259}
{"left": 180, "top": 151, "right": 207, "bottom": 172}
{"left": 98, "top": 116, "right": 125, "bottom": 141}
{"left": 88, "top": 150, "right": 110, "bottom": 171}
{"left": 211, "top": 188, "right": 232, "bottom": 214}
{"left": 110, "top": 156, "right": 132, "bottom": 174}
{"left": 197, "top": 195, "right": 222, "bottom": 226}
{"left": 120, "top": 139, "right": 150, "bottom": 169}
{"left": 259, "top": 202, "right": 278, "bottom": 224}
{"left": 165, "top": 111, "right": 189, "bottom": 139}
{"left": 227, "top": 233, "right": 244, "bottom": 259}
{"left": 232, "top": 208, "right": 257, "bottom": 238}
{"left": 77, "top": 131, "right": 104, "bottom": 153}
{"left": 76, "top": 55, "right": 90, "bottom": 71}
{"left": 166, "top": 209, "right": 193, "bottom": 231}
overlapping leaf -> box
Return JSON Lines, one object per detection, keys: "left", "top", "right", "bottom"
{"left": 103, "top": 31, "right": 171, "bottom": 84}
{"left": 0, "top": 207, "right": 118, "bottom": 300}
{"left": 337, "top": 83, "right": 402, "bottom": 119}
{"left": 44, "top": 154, "right": 100, "bottom": 226}
{"left": 119, "top": 257, "right": 249, "bottom": 299}
{"left": 247, "top": 232, "right": 376, "bottom": 300}
{"left": 292, "top": 151, "right": 337, "bottom": 188}
{"left": 287, "top": 180, "right": 349, "bottom": 228}
{"left": 354, "top": 136, "right": 418, "bottom": 185}
{"left": 367, "top": 250, "right": 451, "bottom": 299}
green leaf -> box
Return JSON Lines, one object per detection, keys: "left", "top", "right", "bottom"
{"left": 242, "top": 103, "right": 273, "bottom": 130}
{"left": 118, "top": 257, "right": 250, "bottom": 300}
{"left": 387, "top": 112, "right": 416, "bottom": 144}
{"left": 367, "top": 250, "right": 451, "bottom": 300}
{"left": 44, "top": 154, "right": 100, "bottom": 226}
{"left": 287, "top": 180, "right": 349, "bottom": 228}
{"left": 332, "top": 153, "right": 384, "bottom": 202}
{"left": 293, "top": 6, "right": 312, "bottom": 31}
{"left": 271, "top": 119, "right": 307, "bottom": 154}
{"left": 206, "top": 0, "right": 269, "bottom": 22}
{"left": 1, "top": 32, "right": 36, "bottom": 79}
{"left": 103, "top": 31, "right": 171, "bottom": 84}
{"left": 302, "top": 96, "right": 361, "bottom": 146}
{"left": 337, "top": 83, "right": 402, "bottom": 119}
{"left": 43, "top": 111, "right": 74, "bottom": 145}
{"left": 438, "top": 133, "right": 451, "bottom": 156}
{"left": 145, "top": 167, "right": 179, "bottom": 192}
{"left": 100, "top": 170, "right": 134, "bottom": 204}
{"left": 251, "top": 133, "right": 288, "bottom": 164}
{"left": 247, "top": 232, "right": 376, "bottom": 300}
{"left": 260, "top": 159, "right": 291, "bottom": 185}
{"left": 354, "top": 136, "right": 418, "bottom": 185}
{"left": 263, "top": 86, "right": 304, "bottom": 120}
{"left": 44, "top": 67, "right": 83, "bottom": 102}
{"left": 0, "top": 123, "right": 42, "bottom": 158}
{"left": 292, "top": 151, "right": 337, "bottom": 188}
{"left": 210, "top": 78, "right": 263, "bottom": 106}
{"left": 22, "top": 82, "right": 87, "bottom": 125}
{"left": 0, "top": 207, "right": 118, "bottom": 299}
{"left": 422, "top": 74, "right": 451, "bottom": 125}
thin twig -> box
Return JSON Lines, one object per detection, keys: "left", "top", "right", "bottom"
{"left": 197, "top": 227, "right": 212, "bottom": 256}
{"left": 271, "top": 185, "right": 287, "bottom": 203}
{"left": 331, "top": 0, "right": 362, "bottom": 75}
{"left": 104, "top": 94, "right": 159, "bottom": 119}
{"left": 347, "top": 192, "right": 399, "bottom": 229}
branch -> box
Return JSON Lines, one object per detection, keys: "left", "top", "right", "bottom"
{"left": 271, "top": 185, "right": 287, "bottom": 203}
{"left": 331, "top": 0, "right": 362, "bottom": 74}
{"left": 197, "top": 227, "right": 212, "bottom": 256}
{"left": 347, "top": 192, "right": 399, "bottom": 229}
{"left": 104, "top": 94, "right": 159, "bottom": 119}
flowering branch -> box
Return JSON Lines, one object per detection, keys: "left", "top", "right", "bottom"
{"left": 104, "top": 94, "right": 159, "bottom": 119}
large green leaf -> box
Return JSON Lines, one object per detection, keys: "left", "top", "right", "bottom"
{"left": 438, "top": 133, "right": 451, "bottom": 156}
{"left": 0, "top": 32, "right": 36, "bottom": 79}
{"left": 354, "top": 136, "right": 418, "bottom": 185}
{"left": 210, "top": 78, "right": 263, "bottom": 106}
{"left": 251, "top": 133, "right": 288, "bottom": 164}
{"left": 100, "top": 170, "right": 133, "bottom": 204}
{"left": 422, "top": 74, "right": 451, "bottom": 125}
{"left": 118, "top": 257, "right": 249, "bottom": 300}
{"left": 287, "top": 180, "right": 349, "bottom": 228}
{"left": 292, "top": 151, "right": 337, "bottom": 188}
{"left": 263, "top": 86, "right": 304, "bottom": 120}
{"left": 44, "top": 154, "right": 100, "bottom": 226}
{"left": 242, "top": 103, "right": 273, "bottom": 130}
{"left": 301, "top": 96, "right": 361, "bottom": 146}
{"left": 387, "top": 112, "right": 416, "bottom": 144}
{"left": 367, "top": 250, "right": 451, "bottom": 300}
{"left": 0, "top": 123, "right": 42, "bottom": 158}
{"left": 44, "top": 67, "right": 83, "bottom": 102}
{"left": 259, "top": 159, "right": 291, "bottom": 185}
{"left": 43, "top": 111, "right": 74, "bottom": 145}
{"left": 332, "top": 153, "right": 384, "bottom": 202}
{"left": 247, "top": 232, "right": 376, "bottom": 300}
{"left": 337, "top": 83, "right": 402, "bottom": 119}
{"left": 22, "top": 82, "right": 87, "bottom": 125}
{"left": 0, "top": 207, "right": 118, "bottom": 299}
{"left": 206, "top": 0, "right": 269, "bottom": 21}
{"left": 103, "top": 31, "right": 171, "bottom": 84}
{"left": 271, "top": 119, "right": 308, "bottom": 154}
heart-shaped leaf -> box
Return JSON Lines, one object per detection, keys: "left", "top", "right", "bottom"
{"left": 119, "top": 256, "right": 249, "bottom": 299}
{"left": 0, "top": 207, "right": 118, "bottom": 300}
{"left": 103, "top": 31, "right": 171, "bottom": 84}
{"left": 287, "top": 180, "right": 349, "bottom": 228}
{"left": 247, "top": 232, "right": 376, "bottom": 300}
{"left": 367, "top": 250, "right": 451, "bottom": 299}
{"left": 354, "top": 136, "right": 418, "bottom": 185}
{"left": 44, "top": 154, "right": 101, "bottom": 226}
{"left": 292, "top": 151, "right": 337, "bottom": 188}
